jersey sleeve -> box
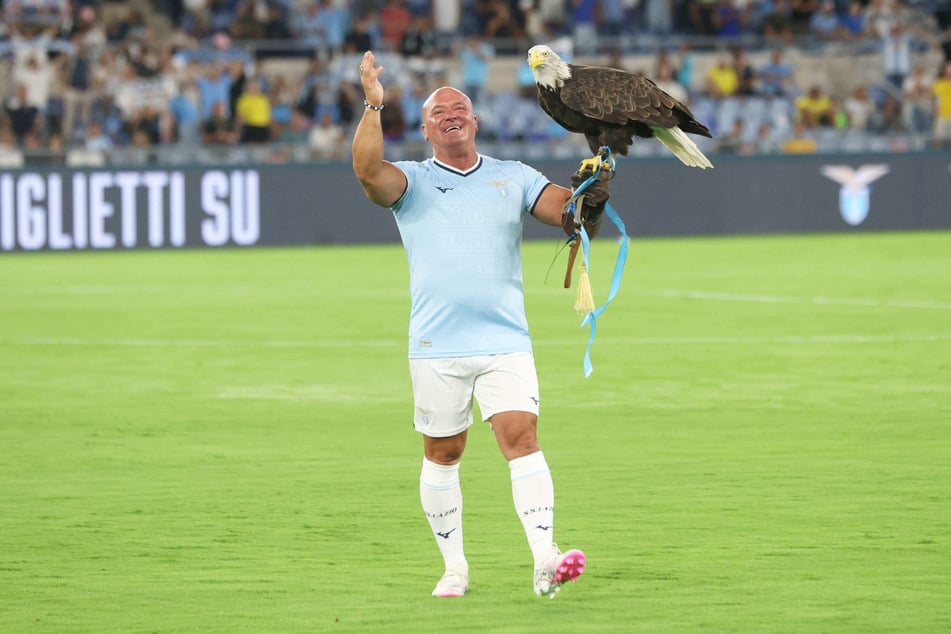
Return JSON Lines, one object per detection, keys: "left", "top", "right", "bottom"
{"left": 516, "top": 160, "right": 551, "bottom": 214}
{"left": 389, "top": 161, "right": 418, "bottom": 215}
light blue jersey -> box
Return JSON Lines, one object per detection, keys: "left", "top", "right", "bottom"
{"left": 391, "top": 155, "right": 552, "bottom": 359}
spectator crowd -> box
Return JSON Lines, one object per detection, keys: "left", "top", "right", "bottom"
{"left": 1, "top": 0, "right": 950, "bottom": 167}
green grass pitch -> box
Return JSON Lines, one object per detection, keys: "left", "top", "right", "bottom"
{"left": 1, "top": 231, "right": 949, "bottom": 633}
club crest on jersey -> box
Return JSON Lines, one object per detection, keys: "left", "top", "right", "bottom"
{"left": 488, "top": 179, "right": 511, "bottom": 197}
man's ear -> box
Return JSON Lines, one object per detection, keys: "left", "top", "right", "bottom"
{"left": 421, "top": 122, "right": 429, "bottom": 141}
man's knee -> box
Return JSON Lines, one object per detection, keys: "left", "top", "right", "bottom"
{"left": 424, "top": 432, "right": 467, "bottom": 464}
{"left": 491, "top": 411, "right": 540, "bottom": 460}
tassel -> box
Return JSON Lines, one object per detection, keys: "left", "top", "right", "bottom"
{"left": 574, "top": 258, "right": 595, "bottom": 315}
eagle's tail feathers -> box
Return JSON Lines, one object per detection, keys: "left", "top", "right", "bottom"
{"left": 652, "top": 126, "right": 714, "bottom": 169}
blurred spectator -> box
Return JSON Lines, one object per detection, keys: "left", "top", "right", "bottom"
{"left": 227, "top": 59, "right": 248, "bottom": 123}
{"left": 401, "top": 14, "right": 438, "bottom": 57}
{"left": 106, "top": 7, "right": 148, "bottom": 43}
{"left": 841, "top": 0, "right": 869, "bottom": 40}
{"left": 401, "top": 78, "right": 430, "bottom": 141}
{"left": 379, "top": 0, "right": 413, "bottom": 51}
{"left": 882, "top": 22, "right": 913, "bottom": 91}
{"left": 202, "top": 100, "right": 235, "bottom": 144}
{"left": 329, "top": 41, "right": 371, "bottom": 125}
{"left": 380, "top": 85, "right": 407, "bottom": 141}
{"left": 294, "top": 3, "right": 331, "bottom": 56}
{"left": 941, "top": 23, "right": 951, "bottom": 63}
{"left": 864, "top": 0, "right": 897, "bottom": 39}
{"left": 713, "top": 0, "right": 749, "bottom": 38}
{"left": 267, "top": 75, "right": 296, "bottom": 138}
{"left": 731, "top": 46, "right": 757, "bottom": 95}
{"left": 654, "top": 53, "right": 689, "bottom": 103}
{"left": 596, "top": 0, "right": 626, "bottom": 51}
{"left": 197, "top": 62, "right": 233, "bottom": 121}
{"left": 280, "top": 109, "right": 312, "bottom": 145}
{"left": 5, "top": 83, "right": 41, "bottom": 145}
{"left": 871, "top": 91, "right": 904, "bottom": 132}
{"left": 902, "top": 64, "right": 935, "bottom": 132}
{"left": 71, "top": 5, "right": 108, "bottom": 51}
{"left": 182, "top": 0, "right": 212, "bottom": 36}
{"left": 61, "top": 36, "right": 95, "bottom": 142}
{"left": 761, "top": 0, "right": 795, "bottom": 43}
{"left": 717, "top": 117, "right": 756, "bottom": 153}
{"left": 229, "top": 0, "right": 266, "bottom": 40}
{"left": 126, "top": 104, "right": 163, "bottom": 146}
{"left": 208, "top": 0, "right": 241, "bottom": 35}
{"left": 262, "top": 3, "right": 293, "bottom": 41}
{"left": 90, "top": 92, "right": 126, "bottom": 145}
{"left": 674, "top": 42, "right": 696, "bottom": 93}
{"left": 755, "top": 122, "right": 783, "bottom": 153}
{"left": 705, "top": 52, "right": 739, "bottom": 97}
{"left": 308, "top": 110, "right": 345, "bottom": 159}
{"left": 84, "top": 120, "right": 115, "bottom": 152}
{"left": 688, "top": 0, "right": 719, "bottom": 35}
{"left": 569, "top": 0, "right": 598, "bottom": 55}
{"left": 482, "top": 0, "right": 524, "bottom": 54}
{"left": 345, "top": 9, "right": 379, "bottom": 52}
{"left": 432, "top": 0, "right": 462, "bottom": 53}
{"left": 13, "top": 52, "right": 53, "bottom": 114}
{"left": 758, "top": 47, "right": 796, "bottom": 97}
{"left": 644, "top": 0, "right": 676, "bottom": 35}
{"left": 782, "top": 120, "right": 818, "bottom": 151}
{"left": 168, "top": 78, "right": 201, "bottom": 143}
{"left": 297, "top": 59, "right": 341, "bottom": 123}
{"left": 795, "top": 84, "right": 835, "bottom": 126}
{"left": 46, "top": 83, "right": 65, "bottom": 142}
{"left": 234, "top": 77, "right": 271, "bottom": 143}
{"left": 318, "top": 0, "right": 350, "bottom": 57}
{"left": 932, "top": 60, "right": 951, "bottom": 147}
{"left": 809, "top": 0, "right": 846, "bottom": 41}
{"left": 459, "top": 34, "right": 494, "bottom": 105}
{"left": 789, "top": 0, "right": 820, "bottom": 35}
{"left": 0, "top": 124, "right": 26, "bottom": 167}
{"left": 841, "top": 84, "right": 876, "bottom": 129}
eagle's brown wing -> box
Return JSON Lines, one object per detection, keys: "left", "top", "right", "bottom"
{"left": 561, "top": 65, "right": 710, "bottom": 136}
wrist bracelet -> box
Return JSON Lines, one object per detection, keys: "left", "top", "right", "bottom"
{"left": 364, "top": 99, "right": 384, "bottom": 111}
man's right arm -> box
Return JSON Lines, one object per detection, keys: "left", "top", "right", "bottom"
{"left": 351, "top": 50, "right": 407, "bottom": 208}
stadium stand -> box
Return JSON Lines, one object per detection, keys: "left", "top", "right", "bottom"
{"left": 0, "top": 0, "right": 949, "bottom": 165}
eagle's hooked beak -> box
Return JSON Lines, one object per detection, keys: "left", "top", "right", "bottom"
{"left": 528, "top": 51, "right": 543, "bottom": 70}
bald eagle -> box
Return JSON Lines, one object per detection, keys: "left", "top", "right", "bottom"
{"left": 527, "top": 45, "right": 714, "bottom": 169}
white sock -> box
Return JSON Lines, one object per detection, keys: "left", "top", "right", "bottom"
{"left": 420, "top": 458, "right": 466, "bottom": 570}
{"left": 509, "top": 451, "right": 555, "bottom": 569}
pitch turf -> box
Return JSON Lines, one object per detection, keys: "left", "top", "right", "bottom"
{"left": 1, "top": 231, "right": 949, "bottom": 633}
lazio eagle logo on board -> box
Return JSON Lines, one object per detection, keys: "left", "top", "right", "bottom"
{"left": 821, "top": 164, "right": 890, "bottom": 226}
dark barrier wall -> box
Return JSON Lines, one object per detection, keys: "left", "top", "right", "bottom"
{"left": 1, "top": 152, "right": 949, "bottom": 252}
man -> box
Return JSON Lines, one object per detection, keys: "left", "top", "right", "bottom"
{"left": 933, "top": 61, "right": 951, "bottom": 149}
{"left": 351, "top": 50, "right": 608, "bottom": 599}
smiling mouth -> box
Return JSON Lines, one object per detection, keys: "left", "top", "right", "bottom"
{"left": 445, "top": 125, "right": 461, "bottom": 132}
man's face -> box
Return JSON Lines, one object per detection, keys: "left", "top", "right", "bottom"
{"left": 421, "top": 88, "right": 478, "bottom": 149}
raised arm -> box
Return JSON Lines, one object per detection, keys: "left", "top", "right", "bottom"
{"left": 351, "top": 51, "right": 408, "bottom": 208}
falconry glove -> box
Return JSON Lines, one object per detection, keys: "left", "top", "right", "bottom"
{"left": 564, "top": 166, "right": 612, "bottom": 239}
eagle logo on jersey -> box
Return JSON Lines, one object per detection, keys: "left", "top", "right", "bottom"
{"left": 488, "top": 179, "right": 511, "bottom": 197}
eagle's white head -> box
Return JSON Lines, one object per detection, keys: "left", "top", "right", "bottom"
{"left": 527, "top": 44, "right": 571, "bottom": 89}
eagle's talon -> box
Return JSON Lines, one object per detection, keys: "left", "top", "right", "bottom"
{"left": 578, "top": 157, "right": 601, "bottom": 173}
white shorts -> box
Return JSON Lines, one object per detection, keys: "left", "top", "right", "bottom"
{"left": 408, "top": 352, "right": 540, "bottom": 438}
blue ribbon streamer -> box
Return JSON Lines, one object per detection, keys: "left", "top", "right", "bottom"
{"left": 568, "top": 150, "right": 629, "bottom": 377}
